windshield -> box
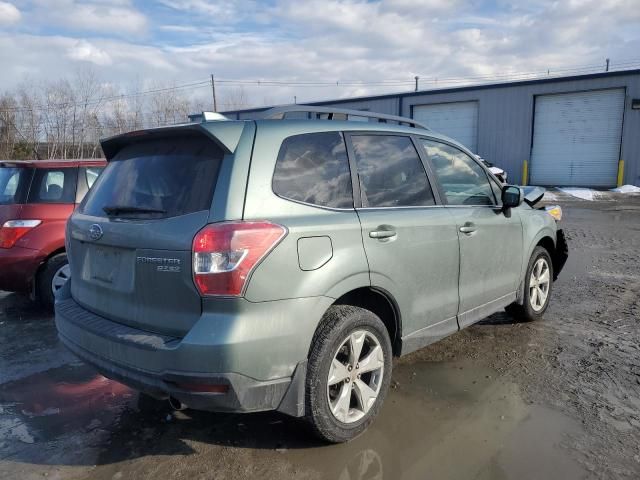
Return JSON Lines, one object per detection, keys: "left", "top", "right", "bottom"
{"left": 0, "top": 167, "right": 31, "bottom": 205}
{"left": 81, "top": 134, "right": 224, "bottom": 219}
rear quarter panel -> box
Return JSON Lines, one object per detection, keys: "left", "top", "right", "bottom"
{"left": 241, "top": 121, "right": 370, "bottom": 302}
{"left": 14, "top": 203, "right": 73, "bottom": 254}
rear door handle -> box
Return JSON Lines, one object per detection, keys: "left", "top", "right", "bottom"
{"left": 459, "top": 222, "right": 477, "bottom": 234}
{"left": 369, "top": 227, "right": 397, "bottom": 239}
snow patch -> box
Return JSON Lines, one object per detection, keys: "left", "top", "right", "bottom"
{"left": 610, "top": 184, "right": 640, "bottom": 194}
{"left": 0, "top": 418, "right": 35, "bottom": 444}
{"left": 557, "top": 188, "right": 602, "bottom": 201}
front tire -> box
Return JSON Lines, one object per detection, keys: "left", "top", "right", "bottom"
{"left": 37, "top": 253, "right": 69, "bottom": 311}
{"left": 506, "top": 246, "right": 553, "bottom": 322}
{"left": 305, "top": 305, "right": 392, "bottom": 443}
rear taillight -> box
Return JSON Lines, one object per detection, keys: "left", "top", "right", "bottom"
{"left": 0, "top": 220, "right": 42, "bottom": 249}
{"left": 192, "top": 221, "right": 287, "bottom": 296}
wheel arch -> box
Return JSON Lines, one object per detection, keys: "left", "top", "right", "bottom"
{"left": 330, "top": 286, "right": 402, "bottom": 357}
{"left": 536, "top": 235, "right": 555, "bottom": 256}
{"left": 33, "top": 247, "right": 66, "bottom": 294}
{"left": 516, "top": 232, "right": 556, "bottom": 304}
{"left": 525, "top": 228, "right": 556, "bottom": 265}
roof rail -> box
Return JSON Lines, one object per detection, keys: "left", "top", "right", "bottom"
{"left": 261, "top": 105, "right": 430, "bottom": 130}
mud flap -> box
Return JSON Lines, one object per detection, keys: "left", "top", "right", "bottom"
{"left": 276, "top": 360, "right": 307, "bottom": 417}
{"left": 553, "top": 229, "right": 569, "bottom": 280}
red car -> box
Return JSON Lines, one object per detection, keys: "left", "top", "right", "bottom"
{"left": 0, "top": 159, "right": 106, "bottom": 309}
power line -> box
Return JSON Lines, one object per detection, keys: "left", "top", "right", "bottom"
{"left": 0, "top": 80, "right": 212, "bottom": 113}
{"left": 1, "top": 59, "right": 640, "bottom": 113}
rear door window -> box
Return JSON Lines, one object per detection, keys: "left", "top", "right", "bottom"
{"left": 272, "top": 132, "right": 353, "bottom": 208}
{"left": 82, "top": 135, "right": 224, "bottom": 218}
{"left": 350, "top": 135, "right": 435, "bottom": 208}
{"left": 0, "top": 167, "right": 32, "bottom": 204}
{"left": 28, "top": 168, "right": 78, "bottom": 204}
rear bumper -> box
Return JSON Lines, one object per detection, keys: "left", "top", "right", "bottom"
{"left": 58, "top": 328, "right": 304, "bottom": 414}
{"left": 0, "top": 246, "right": 44, "bottom": 292}
{"left": 55, "top": 282, "right": 331, "bottom": 416}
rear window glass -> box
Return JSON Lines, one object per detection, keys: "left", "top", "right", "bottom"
{"left": 0, "top": 167, "right": 31, "bottom": 205}
{"left": 272, "top": 132, "right": 353, "bottom": 209}
{"left": 28, "top": 168, "right": 78, "bottom": 204}
{"left": 82, "top": 135, "right": 224, "bottom": 218}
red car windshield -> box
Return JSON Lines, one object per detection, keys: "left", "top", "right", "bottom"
{"left": 0, "top": 167, "right": 31, "bottom": 205}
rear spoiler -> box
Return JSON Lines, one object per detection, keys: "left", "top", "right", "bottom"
{"left": 100, "top": 121, "right": 247, "bottom": 161}
{"left": 522, "top": 186, "right": 546, "bottom": 207}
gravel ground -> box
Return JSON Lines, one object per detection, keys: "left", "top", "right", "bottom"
{"left": 1, "top": 191, "right": 639, "bottom": 479}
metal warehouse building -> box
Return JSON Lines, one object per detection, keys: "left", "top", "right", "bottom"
{"left": 224, "top": 70, "right": 640, "bottom": 188}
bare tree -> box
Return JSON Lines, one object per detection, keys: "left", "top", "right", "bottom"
{"left": 15, "top": 82, "right": 42, "bottom": 159}
{"left": 148, "top": 82, "right": 192, "bottom": 127}
{"left": 220, "top": 86, "right": 250, "bottom": 111}
{"left": 72, "top": 68, "right": 103, "bottom": 158}
{"left": 0, "top": 71, "right": 222, "bottom": 160}
{"left": 0, "top": 94, "right": 18, "bottom": 159}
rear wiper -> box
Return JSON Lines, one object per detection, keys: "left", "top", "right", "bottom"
{"left": 103, "top": 205, "right": 167, "bottom": 216}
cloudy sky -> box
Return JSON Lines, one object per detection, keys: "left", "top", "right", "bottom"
{"left": 1, "top": 0, "right": 639, "bottom": 109}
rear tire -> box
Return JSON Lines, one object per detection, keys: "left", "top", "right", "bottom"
{"left": 305, "top": 305, "right": 392, "bottom": 443}
{"left": 37, "top": 253, "right": 69, "bottom": 312}
{"left": 506, "top": 246, "right": 553, "bottom": 322}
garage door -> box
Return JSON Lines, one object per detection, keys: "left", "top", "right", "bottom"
{"left": 412, "top": 101, "right": 478, "bottom": 152}
{"left": 530, "top": 89, "right": 625, "bottom": 187}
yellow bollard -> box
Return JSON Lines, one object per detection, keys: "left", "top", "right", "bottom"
{"left": 522, "top": 160, "right": 529, "bottom": 186}
{"left": 617, "top": 159, "right": 625, "bottom": 187}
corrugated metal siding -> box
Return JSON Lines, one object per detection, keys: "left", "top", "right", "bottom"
{"left": 313, "top": 97, "right": 400, "bottom": 116}
{"left": 530, "top": 89, "right": 625, "bottom": 187}
{"left": 404, "top": 73, "right": 640, "bottom": 185}
{"left": 223, "top": 72, "right": 640, "bottom": 186}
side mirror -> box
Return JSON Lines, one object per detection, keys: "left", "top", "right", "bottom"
{"left": 501, "top": 185, "right": 523, "bottom": 209}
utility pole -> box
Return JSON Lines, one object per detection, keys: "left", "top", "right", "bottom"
{"left": 606, "top": 58, "right": 610, "bottom": 72}
{"left": 415, "top": 76, "right": 419, "bottom": 92}
{"left": 210, "top": 74, "right": 217, "bottom": 112}
{"left": 294, "top": 95, "right": 297, "bottom": 104}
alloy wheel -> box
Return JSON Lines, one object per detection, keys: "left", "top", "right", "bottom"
{"left": 327, "top": 330, "right": 385, "bottom": 424}
{"left": 529, "top": 258, "right": 550, "bottom": 312}
{"left": 51, "top": 264, "right": 70, "bottom": 294}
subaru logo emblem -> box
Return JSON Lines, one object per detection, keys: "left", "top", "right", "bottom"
{"left": 88, "top": 224, "right": 103, "bottom": 241}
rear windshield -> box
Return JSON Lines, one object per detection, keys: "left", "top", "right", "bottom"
{"left": 0, "top": 167, "right": 32, "bottom": 205}
{"left": 82, "top": 135, "right": 224, "bottom": 218}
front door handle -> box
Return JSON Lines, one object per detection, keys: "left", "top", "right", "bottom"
{"left": 369, "top": 227, "right": 397, "bottom": 239}
{"left": 459, "top": 222, "right": 477, "bottom": 234}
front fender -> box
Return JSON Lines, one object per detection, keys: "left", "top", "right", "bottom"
{"left": 516, "top": 210, "right": 558, "bottom": 302}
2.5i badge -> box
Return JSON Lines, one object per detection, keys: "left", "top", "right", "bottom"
{"left": 136, "top": 256, "right": 181, "bottom": 273}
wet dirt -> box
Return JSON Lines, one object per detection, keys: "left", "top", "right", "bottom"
{"left": 1, "top": 194, "right": 639, "bottom": 479}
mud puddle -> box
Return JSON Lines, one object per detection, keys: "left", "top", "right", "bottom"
{"left": 0, "top": 359, "right": 589, "bottom": 480}
{"left": 0, "top": 363, "right": 133, "bottom": 479}
{"left": 285, "top": 361, "right": 588, "bottom": 480}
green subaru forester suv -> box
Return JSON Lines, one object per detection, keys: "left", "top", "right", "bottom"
{"left": 55, "top": 106, "right": 567, "bottom": 442}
